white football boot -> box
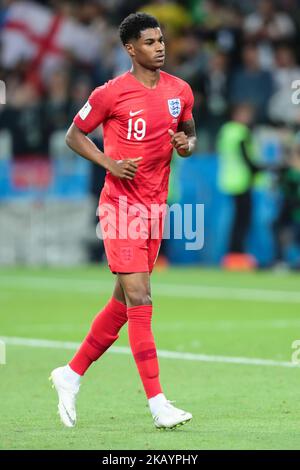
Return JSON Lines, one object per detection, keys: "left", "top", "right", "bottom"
{"left": 49, "top": 367, "right": 80, "bottom": 428}
{"left": 153, "top": 401, "right": 192, "bottom": 430}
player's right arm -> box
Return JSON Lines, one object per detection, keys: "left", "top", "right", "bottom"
{"left": 65, "top": 83, "right": 142, "bottom": 180}
{"left": 65, "top": 124, "right": 141, "bottom": 180}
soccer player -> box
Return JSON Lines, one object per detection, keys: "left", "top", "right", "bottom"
{"left": 50, "top": 12, "right": 197, "bottom": 429}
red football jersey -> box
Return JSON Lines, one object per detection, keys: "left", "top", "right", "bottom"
{"left": 73, "top": 70, "right": 194, "bottom": 216}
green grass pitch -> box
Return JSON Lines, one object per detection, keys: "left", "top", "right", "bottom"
{"left": 1, "top": 265, "right": 300, "bottom": 450}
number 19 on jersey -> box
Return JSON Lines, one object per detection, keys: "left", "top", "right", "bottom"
{"left": 127, "top": 118, "right": 146, "bottom": 141}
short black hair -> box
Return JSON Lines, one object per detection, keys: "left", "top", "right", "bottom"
{"left": 119, "top": 12, "right": 160, "bottom": 45}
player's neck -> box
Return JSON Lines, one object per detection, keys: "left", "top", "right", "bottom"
{"left": 130, "top": 65, "right": 160, "bottom": 89}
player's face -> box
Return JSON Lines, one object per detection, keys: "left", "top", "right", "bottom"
{"left": 129, "top": 28, "right": 165, "bottom": 70}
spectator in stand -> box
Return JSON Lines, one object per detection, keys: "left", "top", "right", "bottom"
{"left": 244, "top": 0, "right": 296, "bottom": 41}
{"left": 229, "top": 42, "right": 274, "bottom": 123}
{"left": 74, "top": 0, "right": 119, "bottom": 84}
{"left": 190, "top": 0, "right": 226, "bottom": 30}
{"left": 44, "top": 68, "right": 72, "bottom": 144}
{"left": 244, "top": 0, "right": 296, "bottom": 69}
{"left": 139, "top": 0, "right": 192, "bottom": 36}
{"left": 168, "top": 31, "right": 208, "bottom": 83}
{"left": 197, "top": 50, "right": 231, "bottom": 150}
{"left": 213, "top": 4, "right": 244, "bottom": 68}
{"left": 68, "top": 74, "right": 93, "bottom": 120}
{"left": 0, "top": 80, "right": 47, "bottom": 157}
{"left": 268, "top": 44, "right": 300, "bottom": 127}
{"left": 193, "top": 1, "right": 243, "bottom": 68}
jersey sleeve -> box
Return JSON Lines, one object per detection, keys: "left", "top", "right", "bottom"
{"left": 73, "top": 83, "right": 112, "bottom": 134}
{"left": 179, "top": 83, "right": 194, "bottom": 123}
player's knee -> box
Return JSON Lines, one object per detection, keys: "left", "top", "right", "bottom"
{"left": 126, "top": 290, "right": 152, "bottom": 307}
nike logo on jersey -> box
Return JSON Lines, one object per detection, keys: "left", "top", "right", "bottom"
{"left": 129, "top": 109, "right": 143, "bottom": 117}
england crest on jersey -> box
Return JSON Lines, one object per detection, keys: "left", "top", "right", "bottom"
{"left": 168, "top": 98, "right": 181, "bottom": 118}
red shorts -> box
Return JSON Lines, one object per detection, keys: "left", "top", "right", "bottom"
{"left": 99, "top": 193, "right": 165, "bottom": 274}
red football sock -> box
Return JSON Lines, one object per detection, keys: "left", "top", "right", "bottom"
{"left": 127, "top": 304, "right": 162, "bottom": 399}
{"left": 69, "top": 297, "right": 127, "bottom": 376}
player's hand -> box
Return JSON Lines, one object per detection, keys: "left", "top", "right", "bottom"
{"left": 107, "top": 157, "right": 143, "bottom": 180}
{"left": 168, "top": 129, "right": 190, "bottom": 155}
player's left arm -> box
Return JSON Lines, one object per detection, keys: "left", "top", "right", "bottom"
{"left": 168, "top": 118, "right": 197, "bottom": 157}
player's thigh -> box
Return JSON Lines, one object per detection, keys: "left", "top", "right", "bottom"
{"left": 103, "top": 236, "right": 150, "bottom": 274}
{"left": 99, "top": 199, "right": 150, "bottom": 274}
{"left": 117, "top": 272, "right": 151, "bottom": 307}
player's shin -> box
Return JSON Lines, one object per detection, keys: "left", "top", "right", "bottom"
{"left": 68, "top": 297, "right": 127, "bottom": 376}
{"left": 127, "top": 305, "right": 165, "bottom": 406}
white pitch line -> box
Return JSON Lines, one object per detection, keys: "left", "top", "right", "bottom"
{"left": 1, "top": 336, "right": 299, "bottom": 369}
{"left": 1, "top": 275, "right": 300, "bottom": 304}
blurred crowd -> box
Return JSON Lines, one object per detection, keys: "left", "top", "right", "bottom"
{"left": 1, "top": 0, "right": 300, "bottom": 157}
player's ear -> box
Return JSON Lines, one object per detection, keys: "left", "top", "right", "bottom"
{"left": 125, "top": 43, "right": 135, "bottom": 58}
